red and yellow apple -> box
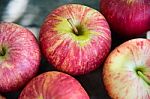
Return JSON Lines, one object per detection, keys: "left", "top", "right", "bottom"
{"left": 103, "top": 38, "right": 150, "bottom": 98}
{"left": 100, "top": 0, "right": 150, "bottom": 37}
{"left": 0, "top": 22, "right": 41, "bottom": 92}
{"left": 40, "top": 4, "right": 111, "bottom": 75}
{"left": 19, "top": 71, "right": 90, "bottom": 99}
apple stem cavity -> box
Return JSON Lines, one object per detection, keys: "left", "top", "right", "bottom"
{"left": 0, "top": 47, "right": 6, "bottom": 56}
{"left": 67, "top": 18, "right": 78, "bottom": 35}
{"left": 137, "top": 70, "right": 150, "bottom": 85}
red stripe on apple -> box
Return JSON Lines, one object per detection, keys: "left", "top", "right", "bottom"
{"left": 19, "top": 71, "right": 90, "bottom": 99}
{"left": 100, "top": 0, "right": 150, "bottom": 38}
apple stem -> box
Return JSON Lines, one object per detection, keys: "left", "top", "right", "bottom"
{"left": 137, "top": 71, "right": 150, "bottom": 85}
{"left": 0, "top": 47, "right": 6, "bottom": 56}
{"left": 0, "top": 48, "right": 2, "bottom": 56}
{"left": 67, "top": 18, "right": 78, "bottom": 35}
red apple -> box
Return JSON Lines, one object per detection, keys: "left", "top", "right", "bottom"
{"left": 103, "top": 38, "right": 150, "bottom": 98}
{"left": 100, "top": 0, "right": 150, "bottom": 37}
{"left": 0, "top": 95, "right": 5, "bottom": 99}
{"left": 40, "top": 4, "right": 111, "bottom": 75}
{"left": 0, "top": 22, "right": 41, "bottom": 92}
{"left": 19, "top": 71, "right": 90, "bottom": 99}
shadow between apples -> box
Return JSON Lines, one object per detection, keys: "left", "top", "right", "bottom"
{"left": 76, "top": 65, "right": 111, "bottom": 99}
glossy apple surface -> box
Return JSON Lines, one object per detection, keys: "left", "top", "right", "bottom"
{"left": 100, "top": 0, "right": 150, "bottom": 37}
{"left": 103, "top": 38, "right": 150, "bottom": 98}
{"left": 0, "top": 22, "right": 41, "bottom": 92}
{"left": 19, "top": 71, "right": 90, "bottom": 99}
{"left": 40, "top": 4, "right": 111, "bottom": 75}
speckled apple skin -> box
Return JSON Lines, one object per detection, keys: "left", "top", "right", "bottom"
{"left": 40, "top": 4, "right": 111, "bottom": 75}
{"left": 0, "top": 22, "right": 41, "bottom": 92}
{"left": 19, "top": 71, "right": 90, "bottom": 99}
{"left": 103, "top": 38, "right": 150, "bottom": 99}
{"left": 100, "top": 0, "right": 150, "bottom": 37}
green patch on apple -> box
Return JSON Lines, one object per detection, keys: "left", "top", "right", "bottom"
{"left": 54, "top": 17, "right": 95, "bottom": 47}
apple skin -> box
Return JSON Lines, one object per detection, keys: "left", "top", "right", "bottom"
{"left": 103, "top": 38, "right": 150, "bottom": 99}
{"left": 19, "top": 71, "right": 90, "bottom": 99}
{"left": 0, "top": 95, "right": 5, "bottom": 99}
{"left": 40, "top": 4, "right": 111, "bottom": 75}
{"left": 100, "top": 0, "right": 150, "bottom": 37}
{"left": 0, "top": 22, "right": 41, "bottom": 93}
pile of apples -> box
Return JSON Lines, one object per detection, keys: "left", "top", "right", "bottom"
{"left": 0, "top": 0, "right": 150, "bottom": 99}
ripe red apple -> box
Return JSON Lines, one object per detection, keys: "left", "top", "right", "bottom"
{"left": 0, "top": 95, "right": 5, "bottom": 99}
{"left": 19, "top": 71, "right": 90, "bottom": 99}
{"left": 0, "top": 22, "right": 41, "bottom": 92}
{"left": 40, "top": 4, "right": 111, "bottom": 75}
{"left": 100, "top": 0, "right": 150, "bottom": 37}
{"left": 103, "top": 38, "right": 150, "bottom": 98}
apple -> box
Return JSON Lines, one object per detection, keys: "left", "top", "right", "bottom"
{"left": 0, "top": 22, "right": 41, "bottom": 92}
{"left": 39, "top": 4, "right": 111, "bottom": 75}
{"left": 103, "top": 38, "right": 150, "bottom": 98}
{"left": 0, "top": 95, "right": 5, "bottom": 99}
{"left": 19, "top": 71, "right": 90, "bottom": 99}
{"left": 100, "top": 0, "right": 150, "bottom": 37}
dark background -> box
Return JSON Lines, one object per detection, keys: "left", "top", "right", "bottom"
{"left": 0, "top": 0, "right": 146, "bottom": 99}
